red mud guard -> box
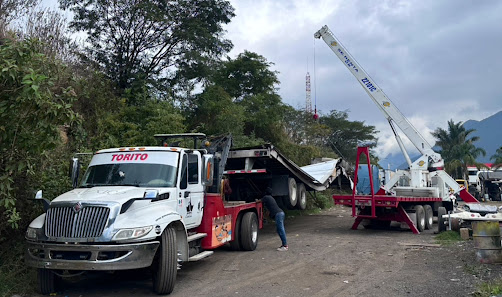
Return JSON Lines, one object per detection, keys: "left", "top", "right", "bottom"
{"left": 458, "top": 188, "right": 479, "bottom": 203}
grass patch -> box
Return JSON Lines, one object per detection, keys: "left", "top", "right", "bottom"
{"left": 435, "top": 230, "right": 462, "bottom": 245}
{"left": 474, "top": 279, "right": 502, "bottom": 297}
{"left": 0, "top": 235, "right": 37, "bottom": 297}
{"left": 286, "top": 208, "right": 322, "bottom": 218}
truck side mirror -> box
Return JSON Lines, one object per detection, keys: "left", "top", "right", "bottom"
{"left": 202, "top": 154, "right": 214, "bottom": 186}
{"left": 70, "top": 157, "right": 81, "bottom": 188}
{"left": 33, "top": 190, "right": 50, "bottom": 212}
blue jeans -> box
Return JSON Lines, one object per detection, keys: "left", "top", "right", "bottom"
{"left": 275, "top": 212, "right": 287, "bottom": 246}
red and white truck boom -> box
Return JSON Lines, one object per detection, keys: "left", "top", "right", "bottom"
{"left": 314, "top": 25, "right": 478, "bottom": 233}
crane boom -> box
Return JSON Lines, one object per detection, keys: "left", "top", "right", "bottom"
{"left": 314, "top": 25, "right": 443, "bottom": 169}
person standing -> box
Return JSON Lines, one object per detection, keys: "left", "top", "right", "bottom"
{"left": 261, "top": 187, "right": 288, "bottom": 251}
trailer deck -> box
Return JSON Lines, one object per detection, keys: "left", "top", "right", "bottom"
{"left": 333, "top": 147, "right": 447, "bottom": 234}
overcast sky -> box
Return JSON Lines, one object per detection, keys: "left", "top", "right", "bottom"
{"left": 41, "top": 0, "right": 502, "bottom": 162}
{"left": 223, "top": 0, "right": 502, "bottom": 162}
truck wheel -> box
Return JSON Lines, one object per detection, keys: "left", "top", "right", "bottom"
{"left": 285, "top": 178, "right": 298, "bottom": 209}
{"left": 437, "top": 206, "right": 447, "bottom": 233}
{"left": 152, "top": 226, "right": 177, "bottom": 294}
{"left": 37, "top": 268, "right": 56, "bottom": 295}
{"left": 240, "top": 212, "right": 258, "bottom": 251}
{"left": 415, "top": 205, "right": 425, "bottom": 232}
{"left": 229, "top": 214, "right": 242, "bottom": 251}
{"left": 296, "top": 183, "right": 307, "bottom": 210}
{"left": 424, "top": 205, "right": 433, "bottom": 230}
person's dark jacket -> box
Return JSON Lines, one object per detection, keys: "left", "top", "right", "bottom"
{"left": 261, "top": 194, "right": 284, "bottom": 219}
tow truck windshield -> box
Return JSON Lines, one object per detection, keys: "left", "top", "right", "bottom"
{"left": 81, "top": 163, "right": 177, "bottom": 188}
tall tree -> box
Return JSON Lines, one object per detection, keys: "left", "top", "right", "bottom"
{"left": 491, "top": 146, "right": 502, "bottom": 170}
{"left": 0, "top": 0, "right": 38, "bottom": 24}
{"left": 320, "top": 110, "right": 378, "bottom": 163}
{"left": 59, "top": 0, "right": 235, "bottom": 101}
{"left": 432, "top": 119, "right": 486, "bottom": 179}
{"left": 210, "top": 51, "right": 284, "bottom": 142}
{"left": 212, "top": 51, "right": 279, "bottom": 100}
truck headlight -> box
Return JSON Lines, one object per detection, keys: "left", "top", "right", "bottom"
{"left": 26, "top": 227, "right": 39, "bottom": 240}
{"left": 113, "top": 226, "right": 153, "bottom": 241}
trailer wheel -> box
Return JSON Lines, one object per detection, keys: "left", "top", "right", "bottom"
{"left": 437, "top": 206, "right": 447, "bottom": 233}
{"left": 296, "top": 183, "right": 307, "bottom": 210}
{"left": 240, "top": 212, "right": 258, "bottom": 251}
{"left": 229, "top": 213, "right": 242, "bottom": 251}
{"left": 415, "top": 205, "right": 425, "bottom": 232}
{"left": 451, "top": 218, "right": 461, "bottom": 232}
{"left": 424, "top": 205, "right": 433, "bottom": 230}
{"left": 152, "top": 226, "right": 177, "bottom": 294}
{"left": 38, "top": 268, "right": 56, "bottom": 295}
{"left": 285, "top": 178, "right": 298, "bottom": 209}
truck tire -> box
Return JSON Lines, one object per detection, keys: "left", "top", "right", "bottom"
{"left": 296, "top": 183, "right": 307, "bottom": 210}
{"left": 437, "top": 206, "right": 447, "bottom": 233}
{"left": 285, "top": 178, "right": 298, "bottom": 209}
{"left": 37, "top": 268, "right": 56, "bottom": 295}
{"left": 229, "top": 213, "right": 242, "bottom": 251}
{"left": 415, "top": 205, "right": 425, "bottom": 232}
{"left": 424, "top": 205, "right": 433, "bottom": 230}
{"left": 152, "top": 226, "right": 177, "bottom": 294}
{"left": 240, "top": 212, "right": 258, "bottom": 251}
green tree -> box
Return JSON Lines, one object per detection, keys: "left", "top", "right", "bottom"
{"left": 0, "top": 0, "right": 38, "bottom": 24}
{"left": 212, "top": 51, "right": 279, "bottom": 100}
{"left": 188, "top": 85, "right": 245, "bottom": 137}
{"left": 320, "top": 110, "right": 378, "bottom": 164}
{"left": 59, "top": 0, "right": 235, "bottom": 101}
{"left": 210, "top": 51, "right": 284, "bottom": 143}
{"left": 432, "top": 119, "right": 486, "bottom": 179}
{"left": 0, "top": 38, "right": 78, "bottom": 231}
{"left": 491, "top": 146, "right": 502, "bottom": 170}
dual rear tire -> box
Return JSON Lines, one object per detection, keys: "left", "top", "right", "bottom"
{"left": 284, "top": 179, "right": 308, "bottom": 210}
{"left": 230, "top": 212, "right": 259, "bottom": 251}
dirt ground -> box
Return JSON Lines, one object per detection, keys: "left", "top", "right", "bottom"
{"left": 28, "top": 205, "right": 502, "bottom": 297}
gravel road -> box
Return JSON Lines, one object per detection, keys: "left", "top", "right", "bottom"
{"left": 30, "top": 205, "right": 502, "bottom": 297}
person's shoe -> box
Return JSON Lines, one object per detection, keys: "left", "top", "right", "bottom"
{"left": 277, "top": 246, "right": 288, "bottom": 251}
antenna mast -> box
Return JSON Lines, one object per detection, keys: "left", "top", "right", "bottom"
{"left": 306, "top": 72, "right": 312, "bottom": 114}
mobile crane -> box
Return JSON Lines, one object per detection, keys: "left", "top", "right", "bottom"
{"left": 314, "top": 25, "right": 478, "bottom": 233}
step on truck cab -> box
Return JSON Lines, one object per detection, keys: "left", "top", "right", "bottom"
{"left": 25, "top": 133, "right": 262, "bottom": 295}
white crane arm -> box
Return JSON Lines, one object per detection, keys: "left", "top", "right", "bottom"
{"left": 314, "top": 25, "right": 442, "bottom": 166}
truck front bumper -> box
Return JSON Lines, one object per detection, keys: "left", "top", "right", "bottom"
{"left": 25, "top": 241, "right": 160, "bottom": 271}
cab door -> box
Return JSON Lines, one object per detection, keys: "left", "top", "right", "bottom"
{"left": 178, "top": 151, "right": 204, "bottom": 229}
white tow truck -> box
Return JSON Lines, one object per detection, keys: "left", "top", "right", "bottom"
{"left": 314, "top": 25, "right": 479, "bottom": 233}
{"left": 25, "top": 133, "right": 347, "bottom": 294}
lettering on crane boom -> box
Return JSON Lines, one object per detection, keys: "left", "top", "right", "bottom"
{"left": 361, "top": 78, "right": 377, "bottom": 92}
{"left": 336, "top": 49, "right": 359, "bottom": 72}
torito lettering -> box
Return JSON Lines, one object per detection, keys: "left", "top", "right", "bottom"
{"left": 111, "top": 153, "right": 148, "bottom": 161}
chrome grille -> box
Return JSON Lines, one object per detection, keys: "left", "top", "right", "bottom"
{"left": 45, "top": 206, "right": 110, "bottom": 238}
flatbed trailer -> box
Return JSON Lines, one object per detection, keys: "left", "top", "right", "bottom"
{"left": 223, "top": 143, "right": 349, "bottom": 210}
{"left": 333, "top": 147, "right": 473, "bottom": 234}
